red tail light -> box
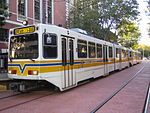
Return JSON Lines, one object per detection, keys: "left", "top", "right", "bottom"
{"left": 28, "top": 70, "right": 38, "bottom": 75}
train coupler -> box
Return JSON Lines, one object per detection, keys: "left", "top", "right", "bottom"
{"left": 9, "top": 81, "right": 45, "bottom": 92}
{"left": 9, "top": 82, "right": 27, "bottom": 92}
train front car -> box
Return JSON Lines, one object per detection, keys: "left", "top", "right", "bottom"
{"left": 8, "top": 25, "right": 42, "bottom": 91}
{"left": 8, "top": 24, "right": 141, "bottom": 92}
{"left": 8, "top": 24, "right": 77, "bottom": 91}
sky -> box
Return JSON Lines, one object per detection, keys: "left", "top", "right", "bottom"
{"left": 137, "top": 0, "right": 150, "bottom": 46}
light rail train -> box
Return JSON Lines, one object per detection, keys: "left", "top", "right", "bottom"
{"left": 8, "top": 24, "right": 141, "bottom": 91}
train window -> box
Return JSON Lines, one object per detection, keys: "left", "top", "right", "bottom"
{"left": 88, "top": 42, "right": 96, "bottom": 58}
{"left": 116, "top": 48, "right": 119, "bottom": 58}
{"left": 122, "top": 50, "right": 124, "bottom": 58}
{"left": 125, "top": 51, "right": 126, "bottom": 57}
{"left": 9, "top": 33, "right": 38, "bottom": 59}
{"left": 43, "top": 33, "right": 57, "bottom": 45}
{"left": 97, "top": 44, "right": 102, "bottom": 58}
{"left": 77, "top": 39, "right": 87, "bottom": 58}
{"left": 130, "top": 51, "right": 132, "bottom": 57}
{"left": 109, "top": 46, "right": 113, "bottom": 58}
{"left": 126, "top": 50, "right": 128, "bottom": 57}
{"left": 122, "top": 50, "right": 126, "bottom": 58}
{"left": 43, "top": 33, "right": 57, "bottom": 58}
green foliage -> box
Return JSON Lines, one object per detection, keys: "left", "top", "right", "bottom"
{"left": 98, "top": 0, "right": 139, "bottom": 41}
{"left": 69, "top": 0, "right": 139, "bottom": 43}
{"left": 147, "top": 0, "right": 150, "bottom": 37}
{"left": 138, "top": 44, "right": 150, "bottom": 57}
{"left": 0, "top": 0, "right": 9, "bottom": 27}
{"left": 69, "top": 0, "right": 101, "bottom": 38}
{"left": 117, "top": 20, "right": 141, "bottom": 49}
{"left": 99, "top": 0, "right": 139, "bottom": 28}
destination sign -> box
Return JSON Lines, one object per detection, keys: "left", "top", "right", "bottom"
{"left": 14, "top": 26, "right": 35, "bottom": 35}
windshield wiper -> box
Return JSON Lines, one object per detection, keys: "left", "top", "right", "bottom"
{"left": 9, "top": 58, "right": 13, "bottom": 62}
{"left": 29, "top": 58, "right": 35, "bottom": 62}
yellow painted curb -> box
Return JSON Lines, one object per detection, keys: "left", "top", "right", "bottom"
{"left": 0, "top": 85, "right": 7, "bottom": 91}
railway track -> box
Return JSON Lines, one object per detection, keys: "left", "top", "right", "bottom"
{"left": 143, "top": 82, "right": 150, "bottom": 113}
{"left": 0, "top": 90, "right": 57, "bottom": 112}
{"left": 0, "top": 63, "right": 147, "bottom": 113}
{"left": 90, "top": 65, "right": 145, "bottom": 113}
{"left": 0, "top": 91, "right": 22, "bottom": 100}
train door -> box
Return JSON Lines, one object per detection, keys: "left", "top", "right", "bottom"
{"left": 103, "top": 45, "right": 109, "bottom": 75}
{"left": 113, "top": 46, "right": 116, "bottom": 70}
{"left": 62, "top": 37, "right": 76, "bottom": 89}
{"left": 119, "top": 48, "right": 122, "bottom": 70}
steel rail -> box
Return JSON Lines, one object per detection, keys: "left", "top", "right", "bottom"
{"left": 0, "top": 91, "right": 57, "bottom": 112}
{"left": 0, "top": 91, "right": 22, "bottom": 100}
{"left": 90, "top": 66, "right": 145, "bottom": 113}
{"left": 143, "top": 82, "right": 150, "bottom": 113}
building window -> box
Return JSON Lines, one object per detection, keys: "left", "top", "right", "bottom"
{"left": 18, "top": 0, "right": 26, "bottom": 20}
{"left": 0, "top": 28, "right": 8, "bottom": 41}
{"left": 47, "top": 0, "right": 52, "bottom": 24}
{"left": 34, "top": 0, "right": 40, "bottom": 21}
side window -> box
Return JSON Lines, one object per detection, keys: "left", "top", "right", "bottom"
{"left": 122, "top": 50, "right": 126, "bottom": 58}
{"left": 88, "top": 42, "right": 96, "bottom": 58}
{"left": 43, "top": 33, "right": 57, "bottom": 58}
{"left": 126, "top": 50, "right": 129, "bottom": 57}
{"left": 116, "top": 48, "right": 119, "bottom": 58}
{"left": 77, "top": 39, "right": 87, "bottom": 58}
{"left": 125, "top": 50, "right": 126, "bottom": 58}
{"left": 97, "top": 44, "right": 102, "bottom": 58}
{"left": 130, "top": 51, "right": 132, "bottom": 57}
{"left": 109, "top": 46, "right": 113, "bottom": 58}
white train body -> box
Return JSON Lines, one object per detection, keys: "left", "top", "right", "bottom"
{"left": 8, "top": 24, "right": 141, "bottom": 91}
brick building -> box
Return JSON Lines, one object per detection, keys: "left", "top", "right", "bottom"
{"left": 0, "top": 0, "right": 75, "bottom": 73}
{"left": 1, "top": 0, "right": 69, "bottom": 40}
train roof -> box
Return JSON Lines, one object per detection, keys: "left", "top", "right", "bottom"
{"left": 9, "top": 23, "right": 139, "bottom": 52}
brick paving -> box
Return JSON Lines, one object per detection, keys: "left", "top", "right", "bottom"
{"left": 148, "top": 100, "right": 150, "bottom": 113}
{"left": 97, "top": 69, "right": 150, "bottom": 113}
{"left": 0, "top": 61, "right": 149, "bottom": 113}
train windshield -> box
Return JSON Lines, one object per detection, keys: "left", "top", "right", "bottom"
{"left": 9, "top": 33, "right": 38, "bottom": 59}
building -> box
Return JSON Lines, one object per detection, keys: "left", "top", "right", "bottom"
{"left": 0, "top": 0, "right": 75, "bottom": 73}
{"left": 1, "top": 0, "right": 68, "bottom": 38}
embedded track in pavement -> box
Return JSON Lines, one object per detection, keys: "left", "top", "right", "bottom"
{"left": 143, "top": 83, "right": 150, "bottom": 113}
{"left": 90, "top": 66, "right": 145, "bottom": 113}
{"left": 0, "top": 62, "right": 149, "bottom": 113}
{"left": 0, "top": 90, "right": 57, "bottom": 112}
{"left": 0, "top": 91, "right": 22, "bottom": 100}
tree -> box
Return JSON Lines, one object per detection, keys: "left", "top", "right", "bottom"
{"left": 0, "top": 0, "right": 9, "bottom": 27}
{"left": 69, "top": 0, "right": 139, "bottom": 42}
{"left": 117, "top": 20, "right": 141, "bottom": 49}
{"left": 98, "top": 0, "right": 139, "bottom": 41}
{"left": 138, "top": 44, "right": 150, "bottom": 58}
{"left": 147, "top": 0, "right": 150, "bottom": 37}
{"left": 69, "top": 0, "right": 101, "bottom": 38}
